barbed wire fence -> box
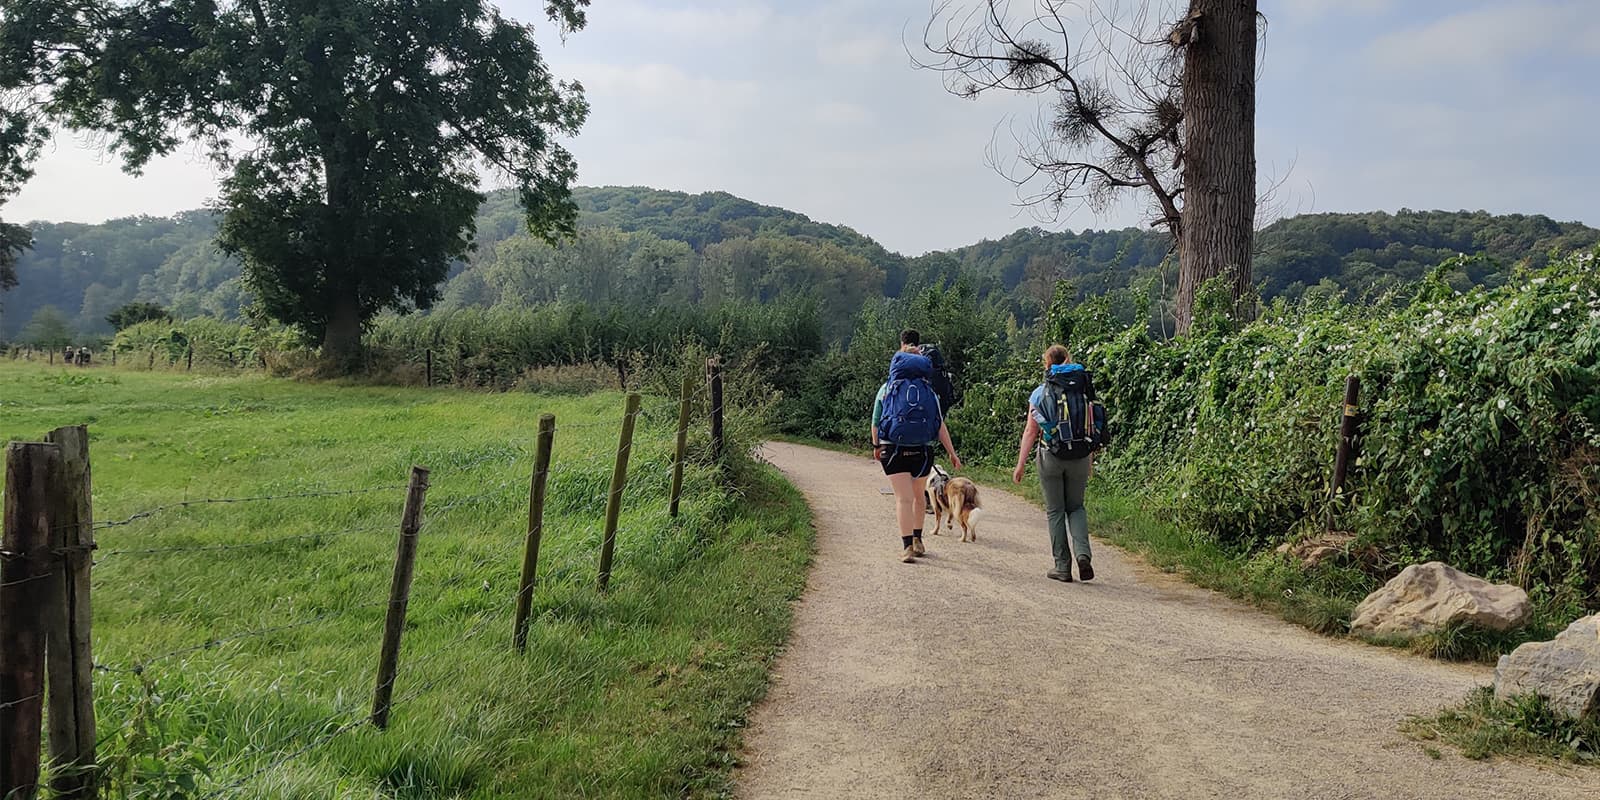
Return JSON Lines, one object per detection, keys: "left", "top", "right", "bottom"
{"left": 0, "top": 360, "right": 729, "bottom": 800}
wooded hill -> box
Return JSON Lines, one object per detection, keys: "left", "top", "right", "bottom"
{"left": 2, "top": 185, "right": 1594, "bottom": 339}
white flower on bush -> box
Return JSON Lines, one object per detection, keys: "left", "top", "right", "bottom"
{"left": 1550, "top": 322, "right": 1559, "bottom": 330}
{"left": 1423, "top": 447, "right": 1432, "bottom": 457}
{"left": 1498, "top": 398, "right": 1509, "bottom": 411}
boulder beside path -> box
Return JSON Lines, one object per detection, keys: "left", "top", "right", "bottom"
{"left": 1350, "top": 562, "right": 1530, "bottom": 638}
{"left": 1494, "top": 614, "right": 1600, "bottom": 721}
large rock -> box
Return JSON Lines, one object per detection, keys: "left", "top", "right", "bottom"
{"left": 1495, "top": 615, "right": 1600, "bottom": 720}
{"left": 1349, "top": 562, "right": 1530, "bottom": 638}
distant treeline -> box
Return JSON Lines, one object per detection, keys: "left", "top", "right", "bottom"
{"left": 2, "top": 185, "right": 1595, "bottom": 343}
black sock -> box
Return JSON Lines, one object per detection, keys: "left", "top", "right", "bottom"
{"left": 912, "top": 529, "right": 923, "bottom": 540}
{"left": 901, "top": 535, "right": 914, "bottom": 548}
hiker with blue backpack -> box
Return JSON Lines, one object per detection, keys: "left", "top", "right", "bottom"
{"left": 1013, "top": 344, "right": 1108, "bottom": 582}
{"left": 873, "top": 330, "right": 963, "bottom": 564}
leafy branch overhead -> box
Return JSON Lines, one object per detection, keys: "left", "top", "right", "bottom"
{"left": 0, "top": 0, "right": 591, "bottom": 363}
{"left": 922, "top": 0, "right": 1259, "bottom": 336}
{"left": 920, "top": 0, "right": 1186, "bottom": 238}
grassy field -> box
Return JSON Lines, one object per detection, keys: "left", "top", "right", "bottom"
{"left": 0, "top": 362, "right": 814, "bottom": 798}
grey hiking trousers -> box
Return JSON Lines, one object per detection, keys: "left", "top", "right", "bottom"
{"left": 1037, "top": 448, "right": 1092, "bottom": 571}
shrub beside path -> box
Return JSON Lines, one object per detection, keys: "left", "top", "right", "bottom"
{"left": 735, "top": 442, "right": 1599, "bottom": 799}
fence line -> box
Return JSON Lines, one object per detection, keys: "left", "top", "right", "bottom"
{"left": 1, "top": 367, "right": 726, "bottom": 799}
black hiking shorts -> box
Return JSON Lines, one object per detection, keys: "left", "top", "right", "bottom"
{"left": 877, "top": 444, "right": 933, "bottom": 478}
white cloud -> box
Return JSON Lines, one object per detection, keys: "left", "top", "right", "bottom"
{"left": 818, "top": 35, "right": 897, "bottom": 68}
{"left": 1368, "top": 2, "right": 1600, "bottom": 71}
{"left": 599, "top": 0, "right": 774, "bottom": 39}
{"left": 1271, "top": 0, "right": 1392, "bottom": 18}
{"left": 576, "top": 62, "right": 761, "bottom": 110}
{"left": 813, "top": 101, "right": 875, "bottom": 127}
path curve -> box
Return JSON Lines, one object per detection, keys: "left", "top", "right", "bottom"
{"left": 735, "top": 442, "right": 1598, "bottom": 800}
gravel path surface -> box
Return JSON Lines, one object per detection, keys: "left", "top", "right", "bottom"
{"left": 734, "top": 442, "right": 1599, "bottom": 799}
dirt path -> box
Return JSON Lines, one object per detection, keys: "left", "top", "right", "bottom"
{"left": 734, "top": 442, "right": 1599, "bottom": 800}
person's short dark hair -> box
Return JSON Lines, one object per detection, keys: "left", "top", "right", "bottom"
{"left": 900, "top": 329, "right": 921, "bottom": 346}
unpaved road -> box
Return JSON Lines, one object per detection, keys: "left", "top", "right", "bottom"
{"left": 735, "top": 442, "right": 1599, "bottom": 799}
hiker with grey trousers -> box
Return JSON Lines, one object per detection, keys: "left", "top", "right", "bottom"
{"left": 1013, "top": 344, "right": 1104, "bottom": 582}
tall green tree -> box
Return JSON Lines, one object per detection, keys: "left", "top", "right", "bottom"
{"left": 21, "top": 303, "right": 71, "bottom": 348}
{"left": 0, "top": 0, "right": 590, "bottom": 365}
{"left": 0, "top": 83, "right": 45, "bottom": 300}
{"left": 106, "top": 301, "right": 169, "bottom": 331}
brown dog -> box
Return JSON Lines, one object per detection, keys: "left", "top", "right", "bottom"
{"left": 937, "top": 474, "right": 983, "bottom": 542}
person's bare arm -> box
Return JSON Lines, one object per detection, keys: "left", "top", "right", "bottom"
{"left": 1014, "top": 408, "right": 1040, "bottom": 483}
{"left": 938, "top": 421, "right": 962, "bottom": 471}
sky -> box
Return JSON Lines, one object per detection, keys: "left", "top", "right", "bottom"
{"left": 5, "top": 0, "right": 1597, "bottom": 255}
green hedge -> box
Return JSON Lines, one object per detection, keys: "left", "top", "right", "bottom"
{"left": 1050, "top": 250, "right": 1600, "bottom": 618}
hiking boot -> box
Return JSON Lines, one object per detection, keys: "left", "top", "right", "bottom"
{"left": 912, "top": 538, "right": 926, "bottom": 556}
{"left": 902, "top": 546, "right": 917, "bottom": 563}
{"left": 1046, "top": 569, "right": 1073, "bottom": 582}
{"left": 1077, "top": 555, "right": 1095, "bottom": 582}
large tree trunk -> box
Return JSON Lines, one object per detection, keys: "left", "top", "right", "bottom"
{"left": 1174, "top": 0, "right": 1257, "bottom": 335}
{"left": 321, "top": 297, "right": 363, "bottom": 371}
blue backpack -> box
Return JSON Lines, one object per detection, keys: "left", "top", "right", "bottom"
{"left": 877, "top": 352, "right": 942, "bottom": 446}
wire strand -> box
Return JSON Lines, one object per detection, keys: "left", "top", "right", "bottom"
{"left": 91, "top": 484, "right": 411, "bottom": 531}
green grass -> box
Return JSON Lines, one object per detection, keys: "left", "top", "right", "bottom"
{"left": 2, "top": 362, "right": 814, "bottom": 798}
{"left": 1403, "top": 687, "right": 1600, "bottom": 765}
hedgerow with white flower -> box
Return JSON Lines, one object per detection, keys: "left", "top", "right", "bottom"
{"left": 965, "top": 249, "right": 1600, "bottom": 619}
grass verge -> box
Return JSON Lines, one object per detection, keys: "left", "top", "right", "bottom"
{"left": 3, "top": 362, "right": 814, "bottom": 798}
{"left": 1402, "top": 687, "right": 1600, "bottom": 765}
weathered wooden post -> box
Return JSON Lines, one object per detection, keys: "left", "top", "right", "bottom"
{"left": 43, "top": 427, "right": 95, "bottom": 799}
{"left": 597, "top": 393, "right": 642, "bottom": 591}
{"left": 371, "top": 466, "right": 429, "bottom": 729}
{"left": 669, "top": 376, "right": 693, "bottom": 518}
{"left": 2, "top": 441, "right": 61, "bottom": 800}
{"left": 110, "top": 349, "right": 116, "bottom": 367}
{"left": 147, "top": 349, "right": 155, "bottom": 370}
{"left": 185, "top": 346, "right": 193, "bottom": 371}
{"left": 425, "top": 349, "right": 433, "bottom": 387}
{"left": 1326, "top": 375, "right": 1361, "bottom": 531}
{"left": 707, "top": 358, "right": 725, "bottom": 465}
{"left": 514, "top": 415, "right": 556, "bottom": 652}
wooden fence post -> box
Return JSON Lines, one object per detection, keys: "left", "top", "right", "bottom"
{"left": 707, "top": 358, "right": 724, "bottom": 465}
{"left": 43, "top": 427, "right": 95, "bottom": 800}
{"left": 1326, "top": 375, "right": 1361, "bottom": 532}
{"left": 2, "top": 441, "right": 61, "bottom": 800}
{"left": 425, "top": 349, "right": 433, "bottom": 387}
{"left": 371, "top": 466, "right": 429, "bottom": 730}
{"left": 147, "top": 349, "right": 155, "bottom": 370}
{"left": 597, "top": 393, "right": 641, "bottom": 592}
{"left": 110, "top": 350, "right": 116, "bottom": 367}
{"left": 669, "top": 376, "right": 693, "bottom": 518}
{"left": 185, "top": 347, "right": 193, "bottom": 371}
{"left": 514, "top": 415, "right": 556, "bottom": 652}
